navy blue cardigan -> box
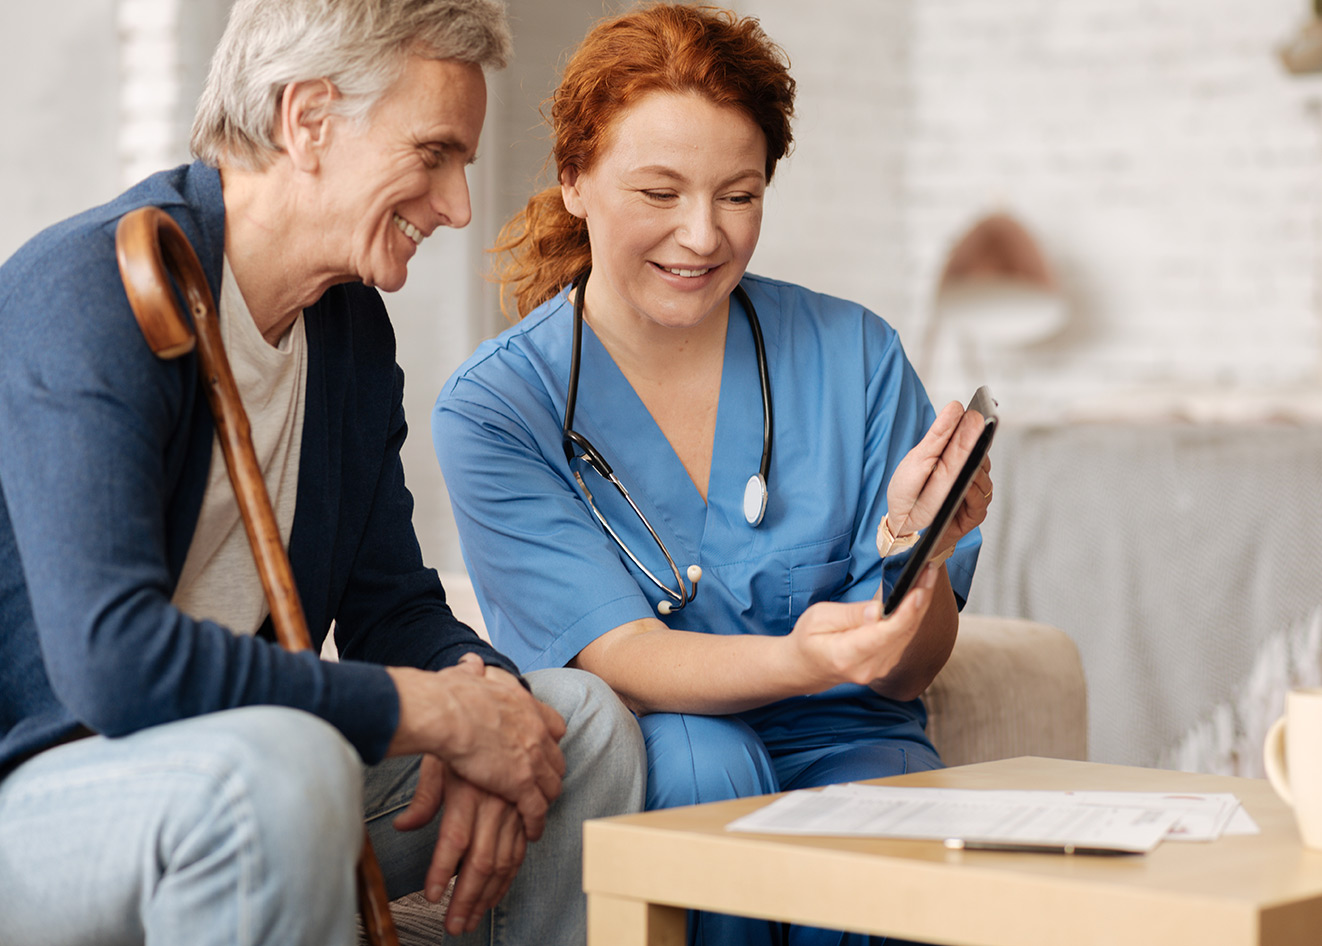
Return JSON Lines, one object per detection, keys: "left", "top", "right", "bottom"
{"left": 0, "top": 162, "right": 516, "bottom": 773}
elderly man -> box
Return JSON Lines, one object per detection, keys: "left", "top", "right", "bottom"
{"left": 0, "top": 1, "right": 645, "bottom": 944}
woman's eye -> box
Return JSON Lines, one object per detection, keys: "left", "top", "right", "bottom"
{"left": 642, "top": 191, "right": 677, "bottom": 201}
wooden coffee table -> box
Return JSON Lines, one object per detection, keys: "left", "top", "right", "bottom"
{"left": 583, "top": 756, "right": 1322, "bottom": 946}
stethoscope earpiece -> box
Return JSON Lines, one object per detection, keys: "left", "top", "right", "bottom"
{"left": 656, "top": 566, "right": 704, "bottom": 615}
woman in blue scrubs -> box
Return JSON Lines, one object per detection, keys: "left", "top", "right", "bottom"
{"left": 433, "top": 5, "right": 993, "bottom": 944}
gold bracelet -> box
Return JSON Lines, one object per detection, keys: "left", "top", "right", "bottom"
{"left": 877, "top": 514, "right": 920, "bottom": 558}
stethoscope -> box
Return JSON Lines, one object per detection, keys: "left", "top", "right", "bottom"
{"left": 561, "top": 267, "right": 774, "bottom": 615}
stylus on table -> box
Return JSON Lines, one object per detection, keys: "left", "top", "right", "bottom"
{"left": 943, "top": 838, "right": 1143, "bottom": 857}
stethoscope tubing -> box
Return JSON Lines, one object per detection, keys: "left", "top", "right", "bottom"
{"left": 746, "top": 290, "right": 773, "bottom": 483}
{"left": 561, "top": 268, "right": 774, "bottom": 613}
{"left": 562, "top": 268, "right": 772, "bottom": 483}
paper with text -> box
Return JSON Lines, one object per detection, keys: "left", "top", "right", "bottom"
{"left": 725, "top": 784, "right": 1253, "bottom": 852}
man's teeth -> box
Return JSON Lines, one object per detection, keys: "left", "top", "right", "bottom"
{"left": 662, "top": 266, "right": 711, "bottom": 277}
{"left": 393, "top": 214, "right": 423, "bottom": 245}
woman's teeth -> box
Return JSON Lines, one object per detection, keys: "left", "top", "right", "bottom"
{"left": 662, "top": 266, "right": 711, "bottom": 277}
{"left": 393, "top": 214, "right": 423, "bottom": 245}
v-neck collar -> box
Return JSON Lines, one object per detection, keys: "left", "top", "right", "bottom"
{"left": 564, "top": 289, "right": 766, "bottom": 561}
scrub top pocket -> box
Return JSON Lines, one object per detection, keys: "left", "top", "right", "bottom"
{"left": 787, "top": 555, "right": 852, "bottom": 626}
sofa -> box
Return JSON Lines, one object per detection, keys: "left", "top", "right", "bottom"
{"left": 360, "top": 573, "right": 1089, "bottom": 943}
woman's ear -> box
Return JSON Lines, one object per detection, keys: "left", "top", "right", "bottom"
{"left": 276, "top": 78, "right": 339, "bottom": 173}
{"left": 560, "top": 166, "right": 587, "bottom": 219}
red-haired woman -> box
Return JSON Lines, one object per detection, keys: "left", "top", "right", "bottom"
{"left": 433, "top": 6, "right": 992, "bottom": 943}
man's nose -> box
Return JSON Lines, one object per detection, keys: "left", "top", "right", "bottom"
{"left": 433, "top": 168, "right": 472, "bottom": 229}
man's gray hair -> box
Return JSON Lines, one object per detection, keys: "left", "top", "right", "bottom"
{"left": 191, "top": 0, "right": 511, "bottom": 170}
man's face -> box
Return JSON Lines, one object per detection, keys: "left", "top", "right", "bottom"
{"left": 319, "top": 56, "right": 487, "bottom": 292}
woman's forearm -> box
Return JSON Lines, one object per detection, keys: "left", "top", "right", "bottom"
{"left": 569, "top": 570, "right": 953, "bottom": 716}
{"left": 570, "top": 620, "right": 807, "bottom": 716}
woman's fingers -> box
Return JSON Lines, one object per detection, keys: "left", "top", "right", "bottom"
{"left": 793, "top": 570, "right": 939, "bottom": 687}
{"left": 883, "top": 563, "right": 939, "bottom": 625}
{"left": 886, "top": 402, "right": 965, "bottom": 535}
{"left": 901, "top": 411, "right": 996, "bottom": 554}
{"left": 888, "top": 403, "right": 987, "bottom": 536}
{"left": 943, "top": 460, "right": 994, "bottom": 543}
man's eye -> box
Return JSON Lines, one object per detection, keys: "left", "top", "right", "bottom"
{"left": 642, "top": 191, "right": 676, "bottom": 201}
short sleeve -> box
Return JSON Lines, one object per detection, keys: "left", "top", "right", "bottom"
{"left": 432, "top": 351, "right": 656, "bottom": 671}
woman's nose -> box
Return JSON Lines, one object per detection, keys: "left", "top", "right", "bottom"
{"left": 675, "top": 202, "right": 720, "bottom": 255}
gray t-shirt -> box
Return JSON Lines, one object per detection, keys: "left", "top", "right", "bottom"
{"left": 172, "top": 256, "right": 307, "bottom": 635}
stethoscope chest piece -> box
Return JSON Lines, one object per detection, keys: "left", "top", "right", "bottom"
{"left": 743, "top": 473, "right": 768, "bottom": 526}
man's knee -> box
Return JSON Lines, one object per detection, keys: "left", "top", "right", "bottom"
{"left": 177, "top": 708, "right": 364, "bottom": 864}
{"left": 130, "top": 709, "right": 362, "bottom": 943}
{"left": 526, "top": 668, "right": 646, "bottom": 813}
{"left": 640, "top": 713, "right": 778, "bottom": 809}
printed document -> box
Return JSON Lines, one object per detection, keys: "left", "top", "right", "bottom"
{"left": 725, "top": 784, "right": 1256, "bottom": 853}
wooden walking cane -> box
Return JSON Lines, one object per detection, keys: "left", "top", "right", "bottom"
{"left": 114, "top": 206, "right": 400, "bottom": 946}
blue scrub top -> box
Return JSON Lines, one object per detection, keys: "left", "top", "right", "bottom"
{"left": 432, "top": 273, "right": 980, "bottom": 674}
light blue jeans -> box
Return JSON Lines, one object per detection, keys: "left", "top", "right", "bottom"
{"left": 0, "top": 668, "right": 645, "bottom": 946}
{"left": 367, "top": 668, "right": 646, "bottom": 945}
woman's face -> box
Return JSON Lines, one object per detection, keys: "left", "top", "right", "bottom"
{"left": 561, "top": 91, "right": 768, "bottom": 334}
{"left": 318, "top": 56, "right": 486, "bottom": 293}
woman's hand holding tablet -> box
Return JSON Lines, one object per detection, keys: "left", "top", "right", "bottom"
{"left": 877, "top": 386, "right": 998, "bottom": 615}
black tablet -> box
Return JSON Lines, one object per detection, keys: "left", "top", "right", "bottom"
{"left": 879, "top": 386, "right": 999, "bottom": 616}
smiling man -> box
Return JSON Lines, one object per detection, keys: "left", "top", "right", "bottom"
{"left": 0, "top": 2, "right": 645, "bottom": 945}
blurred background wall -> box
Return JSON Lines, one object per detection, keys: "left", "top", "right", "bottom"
{"left": 7, "top": 0, "right": 1322, "bottom": 773}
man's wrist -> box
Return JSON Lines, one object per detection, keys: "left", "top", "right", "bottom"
{"left": 483, "top": 663, "right": 532, "bottom": 692}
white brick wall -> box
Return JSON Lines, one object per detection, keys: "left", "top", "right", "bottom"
{"left": 117, "top": 0, "right": 184, "bottom": 188}
{"left": 12, "top": 0, "right": 1322, "bottom": 572}
{"left": 746, "top": 0, "right": 1322, "bottom": 415}
{"left": 0, "top": 1, "right": 120, "bottom": 262}
{"left": 743, "top": 0, "right": 915, "bottom": 354}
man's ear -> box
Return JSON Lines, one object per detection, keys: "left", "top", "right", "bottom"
{"left": 276, "top": 78, "right": 339, "bottom": 172}
{"left": 560, "top": 166, "right": 587, "bottom": 219}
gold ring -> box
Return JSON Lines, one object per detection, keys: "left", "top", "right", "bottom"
{"left": 979, "top": 486, "right": 992, "bottom": 500}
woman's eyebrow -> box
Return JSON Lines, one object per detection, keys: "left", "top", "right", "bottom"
{"left": 629, "top": 165, "right": 765, "bottom": 186}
